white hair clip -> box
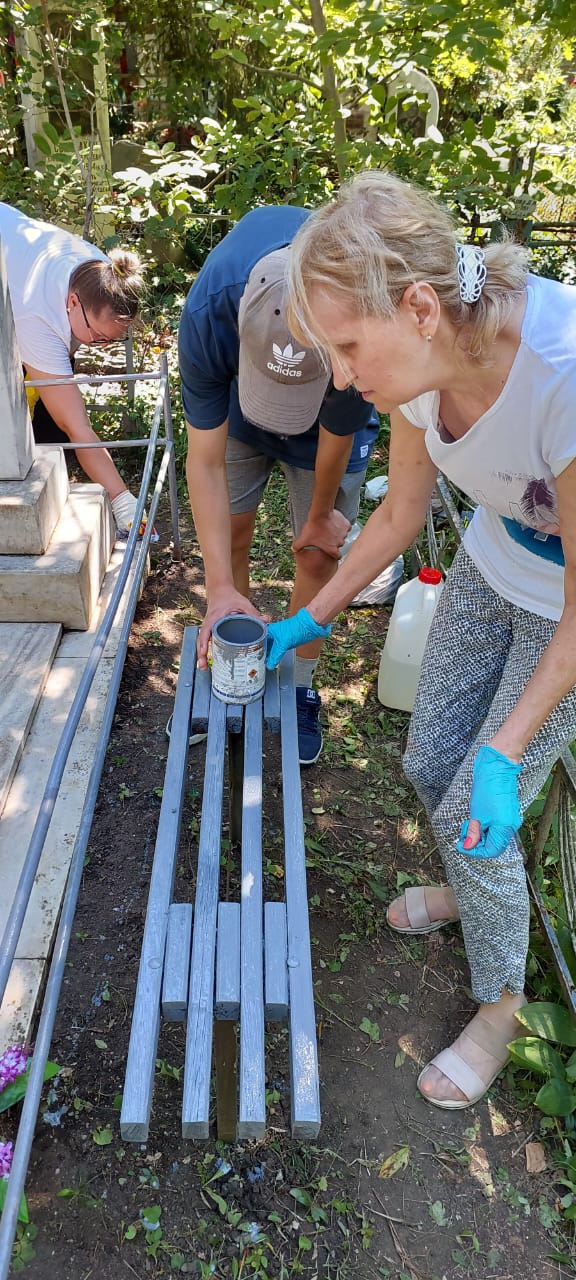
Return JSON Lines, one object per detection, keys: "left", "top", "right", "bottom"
{"left": 456, "top": 243, "right": 487, "bottom": 303}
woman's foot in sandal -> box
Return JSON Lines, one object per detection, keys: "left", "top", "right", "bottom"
{"left": 417, "top": 991, "right": 526, "bottom": 1110}
{"left": 386, "top": 884, "right": 460, "bottom": 935}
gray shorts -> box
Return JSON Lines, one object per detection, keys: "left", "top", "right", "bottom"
{"left": 225, "top": 437, "right": 365, "bottom": 537}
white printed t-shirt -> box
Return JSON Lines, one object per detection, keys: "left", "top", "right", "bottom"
{"left": 0, "top": 202, "right": 106, "bottom": 377}
{"left": 400, "top": 273, "right": 576, "bottom": 622}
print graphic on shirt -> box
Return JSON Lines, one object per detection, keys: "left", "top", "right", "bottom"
{"left": 470, "top": 476, "right": 560, "bottom": 535}
{"left": 268, "top": 342, "right": 306, "bottom": 378}
{"left": 515, "top": 478, "right": 560, "bottom": 533}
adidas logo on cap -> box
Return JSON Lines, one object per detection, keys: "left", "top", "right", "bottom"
{"left": 267, "top": 342, "right": 306, "bottom": 378}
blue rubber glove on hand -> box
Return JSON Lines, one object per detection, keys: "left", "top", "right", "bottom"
{"left": 457, "top": 744, "right": 523, "bottom": 859}
{"left": 266, "top": 607, "right": 331, "bottom": 669}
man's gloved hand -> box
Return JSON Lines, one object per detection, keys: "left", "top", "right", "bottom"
{"left": 266, "top": 607, "right": 331, "bottom": 669}
{"left": 457, "top": 744, "right": 523, "bottom": 859}
{"left": 111, "top": 490, "right": 157, "bottom": 540}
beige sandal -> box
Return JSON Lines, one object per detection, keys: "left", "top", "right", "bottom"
{"left": 386, "top": 885, "right": 460, "bottom": 935}
{"left": 417, "top": 1010, "right": 513, "bottom": 1110}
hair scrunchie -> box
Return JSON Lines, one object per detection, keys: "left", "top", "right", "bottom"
{"left": 456, "top": 243, "right": 487, "bottom": 303}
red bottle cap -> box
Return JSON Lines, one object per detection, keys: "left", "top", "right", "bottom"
{"left": 418, "top": 567, "right": 442, "bottom": 584}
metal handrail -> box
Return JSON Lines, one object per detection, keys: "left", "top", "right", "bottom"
{"left": 27, "top": 355, "right": 181, "bottom": 558}
{"left": 0, "top": 364, "right": 168, "bottom": 1003}
{"left": 26, "top": 372, "right": 161, "bottom": 385}
{"left": 0, "top": 358, "right": 180, "bottom": 1275}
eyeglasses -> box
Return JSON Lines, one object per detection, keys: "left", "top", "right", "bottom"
{"left": 76, "top": 295, "right": 120, "bottom": 346}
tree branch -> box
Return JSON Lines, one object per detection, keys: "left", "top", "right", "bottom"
{"left": 39, "top": 0, "right": 88, "bottom": 186}
{"left": 222, "top": 54, "right": 321, "bottom": 92}
{"left": 307, "top": 0, "right": 347, "bottom": 176}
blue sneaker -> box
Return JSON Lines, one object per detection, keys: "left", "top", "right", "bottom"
{"left": 295, "top": 687, "right": 323, "bottom": 766}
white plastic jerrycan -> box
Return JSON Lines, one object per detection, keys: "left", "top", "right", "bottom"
{"left": 377, "top": 567, "right": 443, "bottom": 712}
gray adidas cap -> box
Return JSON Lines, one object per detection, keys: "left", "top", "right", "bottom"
{"left": 238, "top": 248, "right": 330, "bottom": 434}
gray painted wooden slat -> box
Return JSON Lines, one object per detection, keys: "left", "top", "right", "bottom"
{"left": 278, "top": 651, "right": 321, "bottom": 1138}
{"left": 264, "top": 901, "right": 288, "bottom": 1021}
{"left": 215, "top": 901, "right": 240, "bottom": 1018}
{"left": 263, "top": 667, "right": 280, "bottom": 733}
{"left": 238, "top": 697, "right": 266, "bottom": 1139}
{"left": 162, "top": 903, "right": 193, "bottom": 1022}
{"left": 190, "top": 664, "right": 211, "bottom": 732}
{"left": 121, "top": 626, "right": 198, "bottom": 1142}
{"left": 182, "top": 692, "right": 227, "bottom": 1137}
{"left": 226, "top": 703, "right": 243, "bottom": 734}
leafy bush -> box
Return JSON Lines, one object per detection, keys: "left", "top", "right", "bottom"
{"left": 510, "top": 1002, "right": 576, "bottom": 1118}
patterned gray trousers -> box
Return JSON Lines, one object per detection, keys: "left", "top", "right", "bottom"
{"left": 403, "top": 546, "right": 576, "bottom": 1003}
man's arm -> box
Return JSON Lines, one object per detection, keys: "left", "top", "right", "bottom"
{"left": 292, "top": 425, "right": 354, "bottom": 559}
{"left": 26, "top": 368, "right": 127, "bottom": 500}
{"left": 186, "top": 420, "right": 261, "bottom": 666}
{"left": 305, "top": 409, "right": 438, "bottom": 623}
{"left": 265, "top": 410, "right": 438, "bottom": 668}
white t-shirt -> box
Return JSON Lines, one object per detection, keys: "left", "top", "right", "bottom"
{"left": 400, "top": 274, "right": 576, "bottom": 621}
{"left": 0, "top": 202, "right": 107, "bottom": 377}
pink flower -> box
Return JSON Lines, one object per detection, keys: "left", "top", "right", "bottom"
{"left": 0, "top": 1045, "right": 29, "bottom": 1094}
{"left": 0, "top": 1142, "right": 13, "bottom": 1180}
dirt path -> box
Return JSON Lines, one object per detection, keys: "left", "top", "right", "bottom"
{"left": 8, "top": 493, "right": 569, "bottom": 1279}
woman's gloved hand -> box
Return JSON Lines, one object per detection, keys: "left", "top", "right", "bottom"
{"left": 111, "top": 490, "right": 157, "bottom": 540}
{"left": 266, "top": 607, "right": 331, "bottom": 669}
{"left": 457, "top": 744, "right": 523, "bottom": 859}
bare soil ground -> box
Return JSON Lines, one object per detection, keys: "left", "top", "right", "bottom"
{"left": 5, "top": 482, "right": 571, "bottom": 1280}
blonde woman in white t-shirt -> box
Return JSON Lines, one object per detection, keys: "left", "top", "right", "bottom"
{"left": 0, "top": 202, "right": 145, "bottom": 536}
{"left": 264, "top": 171, "right": 576, "bottom": 1111}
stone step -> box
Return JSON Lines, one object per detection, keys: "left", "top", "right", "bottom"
{"left": 0, "top": 484, "right": 114, "bottom": 630}
{"left": 0, "top": 448, "right": 69, "bottom": 555}
{"left": 0, "top": 623, "right": 62, "bottom": 817}
{"left": 0, "top": 542, "right": 144, "bottom": 1054}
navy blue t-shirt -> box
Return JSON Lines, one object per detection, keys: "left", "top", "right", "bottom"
{"left": 178, "top": 206, "right": 379, "bottom": 472}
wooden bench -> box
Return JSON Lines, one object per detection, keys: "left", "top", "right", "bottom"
{"left": 120, "top": 625, "right": 321, "bottom": 1142}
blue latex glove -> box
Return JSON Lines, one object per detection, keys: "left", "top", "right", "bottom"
{"left": 266, "top": 607, "right": 331, "bottom": 669}
{"left": 457, "top": 744, "right": 523, "bottom": 859}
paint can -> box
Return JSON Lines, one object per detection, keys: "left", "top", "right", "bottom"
{"left": 211, "top": 614, "right": 267, "bottom": 704}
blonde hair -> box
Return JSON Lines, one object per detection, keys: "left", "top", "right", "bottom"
{"left": 287, "top": 171, "right": 529, "bottom": 361}
{"left": 69, "top": 248, "right": 144, "bottom": 321}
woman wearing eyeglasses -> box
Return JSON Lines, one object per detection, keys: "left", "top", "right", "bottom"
{"left": 0, "top": 201, "right": 144, "bottom": 536}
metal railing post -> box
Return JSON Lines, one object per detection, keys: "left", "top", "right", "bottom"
{"left": 160, "top": 352, "right": 182, "bottom": 561}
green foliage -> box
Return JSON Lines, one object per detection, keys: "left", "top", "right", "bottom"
{"left": 102, "top": 141, "right": 212, "bottom": 255}
{"left": 10, "top": 1223, "right": 37, "bottom": 1271}
{"left": 3, "top": 0, "right": 574, "bottom": 257}
{"left": 510, "top": 1002, "right": 576, "bottom": 1118}
{"left": 0, "top": 1178, "right": 29, "bottom": 1226}
{"left": 27, "top": 124, "right": 91, "bottom": 228}
{"left": 0, "top": 1060, "right": 60, "bottom": 1115}
{"left": 516, "top": 1002, "right": 576, "bottom": 1048}
{"left": 0, "top": 1058, "right": 58, "bottom": 1230}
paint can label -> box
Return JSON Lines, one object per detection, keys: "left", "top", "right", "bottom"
{"left": 211, "top": 615, "right": 267, "bottom": 704}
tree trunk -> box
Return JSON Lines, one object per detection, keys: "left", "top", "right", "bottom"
{"left": 308, "top": 0, "right": 347, "bottom": 179}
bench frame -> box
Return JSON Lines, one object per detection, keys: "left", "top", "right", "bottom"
{"left": 120, "top": 625, "right": 320, "bottom": 1142}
